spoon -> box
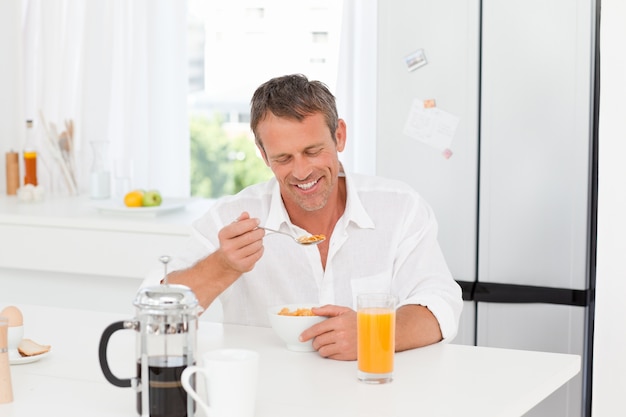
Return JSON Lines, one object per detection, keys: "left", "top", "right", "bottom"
{"left": 258, "top": 226, "right": 326, "bottom": 246}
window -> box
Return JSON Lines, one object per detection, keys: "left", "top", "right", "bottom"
{"left": 187, "top": 0, "right": 344, "bottom": 198}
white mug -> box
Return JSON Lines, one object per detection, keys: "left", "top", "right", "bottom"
{"left": 181, "top": 348, "right": 259, "bottom": 417}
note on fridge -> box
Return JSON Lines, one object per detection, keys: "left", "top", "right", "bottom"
{"left": 402, "top": 98, "right": 459, "bottom": 158}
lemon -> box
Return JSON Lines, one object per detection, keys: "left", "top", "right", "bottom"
{"left": 124, "top": 190, "right": 144, "bottom": 207}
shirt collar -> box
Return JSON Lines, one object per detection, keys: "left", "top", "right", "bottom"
{"left": 264, "top": 170, "right": 375, "bottom": 231}
{"left": 265, "top": 179, "right": 290, "bottom": 230}
{"left": 342, "top": 170, "right": 375, "bottom": 229}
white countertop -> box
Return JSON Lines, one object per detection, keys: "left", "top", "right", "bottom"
{"left": 1, "top": 303, "right": 580, "bottom": 417}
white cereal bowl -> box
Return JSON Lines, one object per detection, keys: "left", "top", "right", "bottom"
{"left": 267, "top": 304, "right": 327, "bottom": 352}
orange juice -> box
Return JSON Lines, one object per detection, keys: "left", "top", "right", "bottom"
{"left": 357, "top": 307, "right": 395, "bottom": 374}
{"left": 23, "top": 151, "right": 38, "bottom": 186}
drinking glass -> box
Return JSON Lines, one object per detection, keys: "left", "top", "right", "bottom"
{"left": 357, "top": 293, "right": 397, "bottom": 384}
{"left": 113, "top": 158, "right": 134, "bottom": 198}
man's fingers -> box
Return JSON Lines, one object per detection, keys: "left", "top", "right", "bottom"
{"left": 312, "top": 304, "right": 353, "bottom": 317}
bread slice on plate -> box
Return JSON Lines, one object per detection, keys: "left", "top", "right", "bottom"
{"left": 18, "top": 338, "right": 51, "bottom": 357}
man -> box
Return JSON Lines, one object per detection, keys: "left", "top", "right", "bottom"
{"left": 148, "top": 74, "right": 462, "bottom": 361}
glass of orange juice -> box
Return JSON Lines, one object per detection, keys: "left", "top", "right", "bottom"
{"left": 356, "top": 293, "right": 397, "bottom": 384}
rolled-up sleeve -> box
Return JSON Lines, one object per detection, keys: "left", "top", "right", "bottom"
{"left": 393, "top": 196, "right": 463, "bottom": 342}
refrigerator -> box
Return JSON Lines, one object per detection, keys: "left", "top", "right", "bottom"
{"left": 375, "top": 1, "right": 597, "bottom": 416}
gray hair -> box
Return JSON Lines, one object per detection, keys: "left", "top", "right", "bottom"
{"left": 250, "top": 74, "right": 339, "bottom": 150}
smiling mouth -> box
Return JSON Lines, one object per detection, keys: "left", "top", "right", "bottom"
{"left": 296, "top": 179, "right": 318, "bottom": 190}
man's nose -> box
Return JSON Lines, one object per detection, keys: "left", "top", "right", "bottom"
{"left": 291, "top": 156, "right": 313, "bottom": 181}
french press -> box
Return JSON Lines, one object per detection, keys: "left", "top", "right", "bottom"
{"left": 99, "top": 257, "right": 202, "bottom": 417}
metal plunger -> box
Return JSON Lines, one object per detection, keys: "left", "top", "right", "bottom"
{"left": 159, "top": 255, "right": 171, "bottom": 363}
{"left": 159, "top": 255, "right": 171, "bottom": 285}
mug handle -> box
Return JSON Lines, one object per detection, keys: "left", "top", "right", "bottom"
{"left": 181, "top": 366, "right": 213, "bottom": 417}
{"left": 98, "top": 320, "right": 134, "bottom": 387}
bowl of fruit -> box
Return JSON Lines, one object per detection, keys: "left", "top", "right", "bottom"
{"left": 124, "top": 189, "right": 162, "bottom": 208}
{"left": 92, "top": 188, "right": 185, "bottom": 217}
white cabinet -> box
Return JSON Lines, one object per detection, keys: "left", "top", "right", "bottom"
{"left": 0, "top": 196, "right": 213, "bottom": 314}
{"left": 0, "top": 223, "right": 190, "bottom": 278}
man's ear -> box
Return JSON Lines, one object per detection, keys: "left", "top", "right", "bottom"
{"left": 335, "top": 119, "right": 347, "bottom": 152}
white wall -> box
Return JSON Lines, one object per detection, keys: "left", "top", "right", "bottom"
{"left": 592, "top": 1, "right": 626, "bottom": 415}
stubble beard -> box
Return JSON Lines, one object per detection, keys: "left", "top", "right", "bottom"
{"left": 292, "top": 178, "right": 334, "bottom": 212}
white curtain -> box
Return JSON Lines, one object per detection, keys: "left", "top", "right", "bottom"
{"left": 0, "top": 1, "right": 23, "bottom": 165}
{"left": 22, "top": 0, "right": 189, "bottom": 197}
{"left": 335, "top": 0, "right": 377, "bottom": 176}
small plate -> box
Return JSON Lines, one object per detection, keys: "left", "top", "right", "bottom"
{"left": 91, "top": 199, "right": 187, "bottom": 217}
{"left": 10, "top": 350, "right": 50, "bottom": 365}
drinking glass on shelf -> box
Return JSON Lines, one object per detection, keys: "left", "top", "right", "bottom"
{"left": 113, "top": 158, "right": 134, "bottom": 199}
{"left": 89, "top": 141, "right": 111, "bottom": 200}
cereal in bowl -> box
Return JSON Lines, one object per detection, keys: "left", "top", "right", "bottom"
{"left": 277, "top": 307, "right": 317, "bottom": 316}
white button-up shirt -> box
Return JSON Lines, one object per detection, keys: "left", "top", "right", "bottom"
{"left": 145, "top": 172, "right": 463, "bottom": 341}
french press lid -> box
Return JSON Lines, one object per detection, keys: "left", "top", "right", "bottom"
{"left": 134, "top": 255, "right": 201, "bottom": 315}
{"left": 133, "top": 284, "right": 199, "bottom": 315}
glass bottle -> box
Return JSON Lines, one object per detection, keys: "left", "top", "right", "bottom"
{"left": 23, "top": 120, "right": 38, "bottom": 186}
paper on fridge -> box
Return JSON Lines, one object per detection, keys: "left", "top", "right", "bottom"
{"left": 402, "top": 98, "right": 459, "bottom": 157}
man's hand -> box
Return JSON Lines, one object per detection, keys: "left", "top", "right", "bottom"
{"left": 215, "top": 212, "right": 265, "bottom": 274}
{"left": 298, "top": 304, "right": 445, "bottom": 362}
{"left": 167, "top": 211, "right": 265, "bottom": 309}
{"left": 299, "top": 305, "right": 358, "bottom": 361}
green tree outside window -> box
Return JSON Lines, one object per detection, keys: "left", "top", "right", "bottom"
{"left": 190, "top": 115, "right": 272, "bottom": 198}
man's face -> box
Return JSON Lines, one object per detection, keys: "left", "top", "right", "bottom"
{"left": 257, "top": 112, "right": 346, "bottom": 212}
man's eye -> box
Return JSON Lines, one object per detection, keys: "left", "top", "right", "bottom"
{"left": 306, "top": 148, "right": 323, "bottom": 156}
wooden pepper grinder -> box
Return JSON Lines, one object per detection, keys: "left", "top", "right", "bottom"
{"left": 0, "top": 317, "right": 14, "bottom": 404}
{"left": 5, "top": 151, "right": 19, "bottom": 195}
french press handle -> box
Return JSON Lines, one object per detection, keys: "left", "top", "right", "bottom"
{"left": 98, "top": 320, "right": 136, "bottom": 388}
